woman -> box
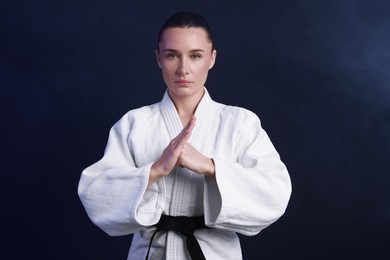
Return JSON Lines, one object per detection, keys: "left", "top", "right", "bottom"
{"left": 78, "top": 11, "right": 292, "bottom": 260}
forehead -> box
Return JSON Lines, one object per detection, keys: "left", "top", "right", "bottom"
{"left": 159, "top": 27, "right": 212, "bottom": 51}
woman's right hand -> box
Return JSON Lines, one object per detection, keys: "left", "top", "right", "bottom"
{"left": 148, "top": 116, "right": 196, "bottom": 187}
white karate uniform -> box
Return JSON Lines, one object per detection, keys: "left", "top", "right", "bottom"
{"left": 78, "top": 88, "right": 292, "bottom": 259}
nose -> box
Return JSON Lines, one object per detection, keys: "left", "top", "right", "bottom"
{"left": 176, "top": 57, "right": 189, "bottom": 75}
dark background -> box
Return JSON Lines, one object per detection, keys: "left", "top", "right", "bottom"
{"left": 1, "top": 0, "right": 389, "bottom": 259}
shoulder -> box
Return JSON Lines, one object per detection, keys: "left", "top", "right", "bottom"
{"left": 206, "top": 100, "right": 263, "bottom": 139}
{"left": 122, "top": 102, "right": 160, "bottom": 121}
{"left": 218, "top": 103, "right": 261, "bottom": 126}
{"left": 212, "top": 103, "right": 264, "bottom": 149}
{"left": 112, "top": 102, "right": 160, "bottom": 130}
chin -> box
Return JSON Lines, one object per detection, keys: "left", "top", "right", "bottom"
{"left": 169, "top": 87, "right": 203, "bottom": 98}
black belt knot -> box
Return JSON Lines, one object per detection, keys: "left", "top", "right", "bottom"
{"left": 145, "top": 215, "right": 209, "bottom": 260}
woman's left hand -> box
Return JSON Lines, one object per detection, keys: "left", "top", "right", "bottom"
{"left": 177, "top": 142, "right": 215, "bottom": 178}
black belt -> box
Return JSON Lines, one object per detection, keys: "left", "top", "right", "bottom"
{"left": 145, "top": 215, "right": 209, "bottom": 260}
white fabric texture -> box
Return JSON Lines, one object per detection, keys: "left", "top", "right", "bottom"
{"left": 78, "top": 88, "right": 292, "bottom": 260}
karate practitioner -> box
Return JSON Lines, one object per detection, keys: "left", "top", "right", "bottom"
{"left": 78, "top": 11, "right": 292, "bottom": 260}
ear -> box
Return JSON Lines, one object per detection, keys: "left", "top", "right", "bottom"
{"left": 209, "top": 49, "right": 217, "bottom": 69}
{"left": 155, "top": 50, "right": 161, "bottom": 68}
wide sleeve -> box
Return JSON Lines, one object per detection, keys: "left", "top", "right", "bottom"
{"left": 77, "top": 113, "right": 165, "bottom": 236}
{"left": 203, "top": 109, "right": 292, "bottom": 236}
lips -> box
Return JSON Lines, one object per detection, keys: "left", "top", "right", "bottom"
{"left": 175, "top": 79, "right": 192, "bottom": 84}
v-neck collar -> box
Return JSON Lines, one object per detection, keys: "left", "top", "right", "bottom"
{"left": 160, "top": 87, "right": 213, "bottom": 142}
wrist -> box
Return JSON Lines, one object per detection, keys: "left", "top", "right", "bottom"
{"left": 204, "top": 158, "right": 215, "bottom": 178}
{"left": 151, "top": 161, "right": 167, "bottom": 178}
{"left": 148, "top": 161, "right": 167, "bottom": 187}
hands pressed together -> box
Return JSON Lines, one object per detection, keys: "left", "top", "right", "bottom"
{"left": 148, "top": 116, "right": 215, "bottom": 187}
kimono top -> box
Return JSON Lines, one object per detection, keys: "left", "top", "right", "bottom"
{"left": 78, "top": 88, "right": 292, "bottom": 259}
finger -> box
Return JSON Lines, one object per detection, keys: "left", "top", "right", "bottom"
{"left": 174, "top": 116, "right": 196, "bottom": 145}
{"left": 182, "top": 116, "right": 196, "bottom": 138}
{"left": 181, "top": 116, "right": 196, "bottom": 134}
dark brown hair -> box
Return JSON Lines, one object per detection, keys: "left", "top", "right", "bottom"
{"left": 157, "top": 11, "right": 214, "bottom": 51}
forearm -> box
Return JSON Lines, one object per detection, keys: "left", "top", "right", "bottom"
{"left": 201, "top": 158, "right": 216, "bottom": 178}
{"left": 148, "top": 161, "right": 168, "bottom": 187}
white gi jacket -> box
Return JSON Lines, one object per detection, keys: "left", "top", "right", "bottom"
{"left": 78, "top": 88, "right": 292, "bottom": 260}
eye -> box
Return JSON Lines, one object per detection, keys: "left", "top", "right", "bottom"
{"left": 191, "top": 53, "right": 202, "bottom": 60}
{"left": 166, "top": 53, "right": 178, "bottom": 59}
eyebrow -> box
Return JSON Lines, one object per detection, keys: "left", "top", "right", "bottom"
{"left": 163, "top": 49, "right": 205, "bottom": 53}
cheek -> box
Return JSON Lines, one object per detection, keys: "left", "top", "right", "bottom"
{"left": 160, "top": 62, "right": 175, "bottom": 75}
{"left": 196, "top": 62, "right": 211, "bottom": 76}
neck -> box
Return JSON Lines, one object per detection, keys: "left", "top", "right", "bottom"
{"left": 168, "top": 88, "right": 205, "bottom": 126}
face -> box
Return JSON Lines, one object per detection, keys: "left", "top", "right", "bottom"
{"left": 156, "top": 27, "right": 216, "bottom": 100}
